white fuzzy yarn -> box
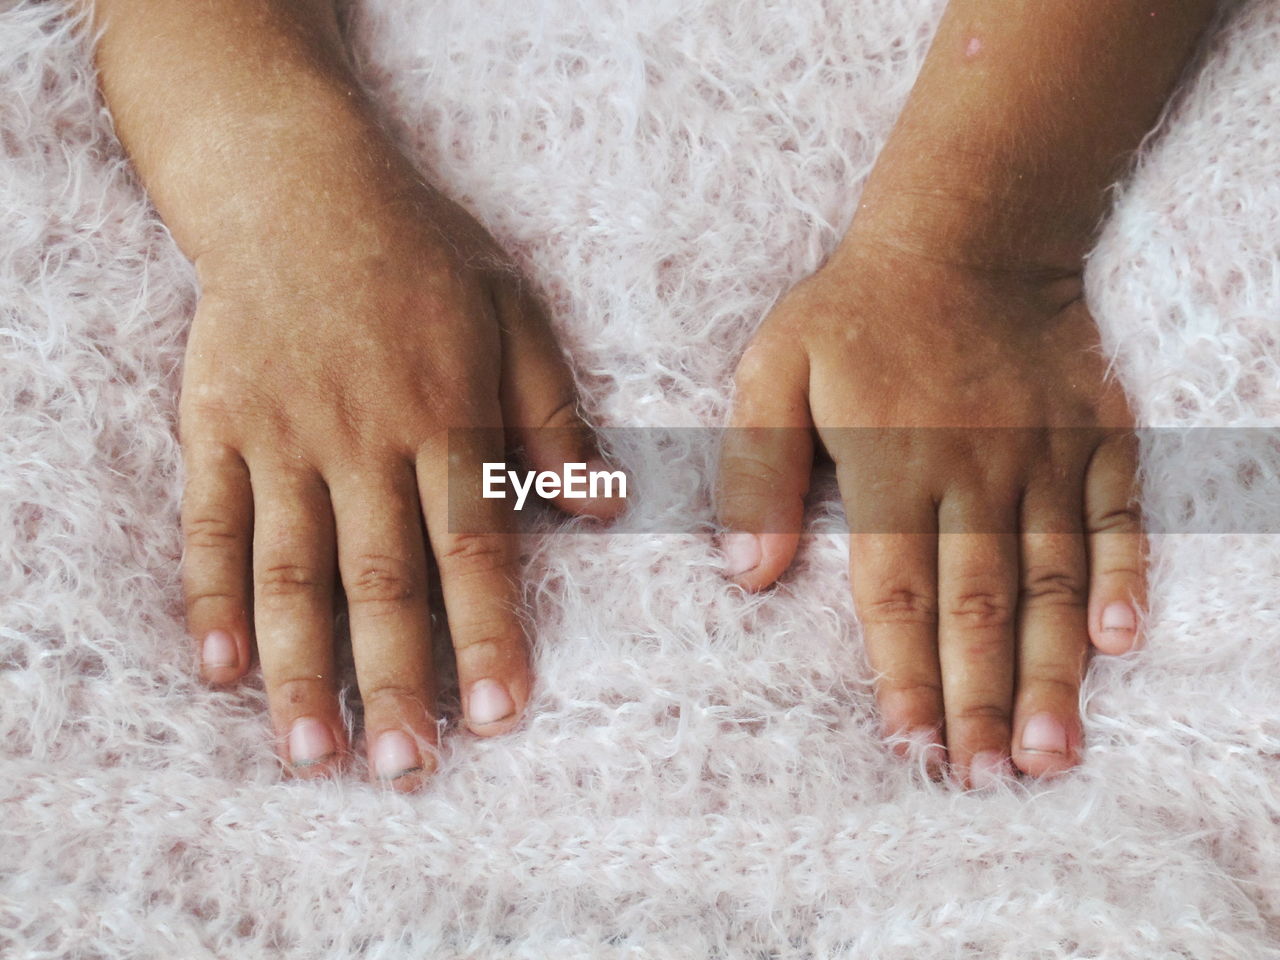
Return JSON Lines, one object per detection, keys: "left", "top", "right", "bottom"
{"left": 2, "top": 0, "right": 1279, "bottom": 956}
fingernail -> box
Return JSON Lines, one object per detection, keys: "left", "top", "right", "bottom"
{"left": 969, "top": 751, "right": 1010, "bottom": 788}
{"left": 1021, "top": 713, "right": 1068, "bottom": 755}
{"left": 201, "top": 630, "right": 238, "bottom": 670}
{"left": 468, "top": 679, "right": 516, "bottom": 726}
{"left": 722, "top": 532, "right": 761, "bottom": 578}
{"left": 1102, "top": 602, "right": 1137, "bottom": 637}
{"left": 288, "top": 717, "right": 336, "bottom": 768}
{"left": 373, "top": 730, "right": 422, "bottom": 780}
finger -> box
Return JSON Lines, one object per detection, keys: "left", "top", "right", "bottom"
{"left": 1012, "top": 480, "right": 1089, "bottom": 778}
{"left": 715, "top": 335, "right": 813, "bottom": 591}
{"left": 418, "top": 416, "right": 529, "bottom": 737}
{"left": 936, "top": 490, "right": 1019, "bottom": 787}
{"left": 251, "top": 465, "right": 344, "bottom": 778}
{"left": 846, "top": 497, "right": 944, "bottom": 766}
{"left": 181, "top": 441, "right": 253, "bottom": 685}
{"left": 494, "top": 281, "right": 623, "bottom": 520}
{"left": 329, "top": 463, "right": 437, "bottom": 790}
{"left": 1085, "top": 431, "right": 1146, "bottom": 654}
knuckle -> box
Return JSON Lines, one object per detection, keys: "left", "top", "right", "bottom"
{"left": 451, "top": 632, "right": 524, "bottom": 659}
{"left": 181, "top": 385, "right": 272, "bottom": 441}
{"left": 859, "top": 588, "right": 939, "bottom": 626}
{"left": 957, "top": 630, "right": 1013, "bottom": 663}
{"left": 1021, "top": 676, "right": 1081, "bottom": 704}
{"left": 714, "top": 486, "right": 785, "bottom": 524}
{"left": 952, "top": 702, "right": 1012, "bottom": 729}
{"left": 256, "top": 563, "right": 323, "bottom": 600}
{"left": 719, "top": 452, "right": 790, "bottom": 486}
{"left": 360, "top": 682, "right": 429, "bottom": 708}
{"left": 184, "top": 588, "right": 239, "bottom": 611}
{"left": 880, "top": 678, "right": 944, "bottom": 699}
{"left": 314, "top": 372, "right": 407, "bottom": 451}
{"left": 877, "top": 679, "right": 944, "bottom": 720}
{"left": 345, "top": 555, "right": 420, "bottom": 607}
{"left": 1020, "top": 567, "right": 1087, "bottom": 607}
{"left": 716, "top": 453, "right": 801, "bottom": 509}
{"left": 1089, "top": 505, "right": 1142, "bottom": 534}
{"left": 537, "top": 396, "right": 580, "bottom": 432}
{"left": 947, "top": 591, "right": 1014, "bottom": 631}
{"left": 184, "top": 515, "right": 243, "bottom": 551}
{"left": 185, "top": 514, "right": 244, "bottom": 552}
{"left": 1096, "top": 562, "right": 1143, "bottom": 581}
{"left": 436, "top": 534, "right": 512, "bottom": 577}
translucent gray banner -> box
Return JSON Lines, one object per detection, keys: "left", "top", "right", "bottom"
{"left": 447, "top": 427, "right": 1280, "bottom": 534}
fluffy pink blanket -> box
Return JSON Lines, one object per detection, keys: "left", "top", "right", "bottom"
{"left": 3, "top": 0, "right": 1278, "bottom": 955}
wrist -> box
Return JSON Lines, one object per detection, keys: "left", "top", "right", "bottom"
{"left": 838, "top": 133, "right": 1104, "bottom": 285}
{"left": 145, "top": 90, "right": 415, "bottom": 266}
{"left": 828, "top": 163, "right": 1091, "bottom": 316}
{"left": 90, "top": 0, "right": 392, "bottom": 260}
{"left": 830, "top": 0, "right": 1220, "bottom": 286}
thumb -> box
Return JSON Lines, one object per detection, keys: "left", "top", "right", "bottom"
{"left": 715, "top": 335, "right": 813, "bottom": 590}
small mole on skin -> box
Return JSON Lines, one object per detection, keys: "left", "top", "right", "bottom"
{"left": 964, "top": 36, "right": 982, "bottom": 59}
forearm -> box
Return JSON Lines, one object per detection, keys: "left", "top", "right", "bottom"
{"left": 843, "top": 0, "right": 1219, "bottom": 277}
{"left": 82, "top": 0, "right": 389, "bottom": 261}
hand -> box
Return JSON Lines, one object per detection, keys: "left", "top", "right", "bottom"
{"left": 716, "top": 237, "right": 1143, "bottom": 785}
{"left": 180, "top": 152, "right": 616, "bottom": 790}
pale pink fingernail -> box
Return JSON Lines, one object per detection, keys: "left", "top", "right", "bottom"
{"left": 468, "top": 679, "right": 516, "bottom": 726}
{"left": 1101, "top": 602, "right": 1137, "bottom": 642}
{"left": 1021, "top": 713, "right": 1068, "bottom": 755}
{"left": 288, "top": 717, "right": 336, "bottom": 768}
{"left": 201, "top": 630, "right": 238, "bottom": 670}
{"left": 969, "top": 751, "right": 1010, "bottom": 788}
{"left": 373, "top": 730, "right": 422, "bottom": 780}
{"left": 722, "top": 532, "right": 761, "bottom": 578}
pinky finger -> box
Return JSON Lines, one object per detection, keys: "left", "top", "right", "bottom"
{"left": 181, "top": 442, "right": 254, "bottom": 684}
{"left": 1084, "top": 432, "right": 1146, "bottom": 655}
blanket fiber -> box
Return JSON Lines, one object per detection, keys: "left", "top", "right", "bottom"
{"left": 3, "top": 0, "right": 1280, "bottom": 956}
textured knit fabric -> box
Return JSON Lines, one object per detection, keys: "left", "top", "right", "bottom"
{"left": 2, "top": 0, "right": 1279, "bottom": 956}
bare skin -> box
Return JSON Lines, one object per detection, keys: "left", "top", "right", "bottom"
{"left": 718, "top": 1, "right": 1218, "bottom": 785}
{"left": 84, "top": 0, "right": 618, "bottom": 789}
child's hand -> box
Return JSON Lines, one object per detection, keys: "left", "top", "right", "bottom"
{"left": 717, "top": 236, "right": 1141, "bottom": 784}
{"left": 180, "top": 168, "right": 613, "bottom": 788}
{"left": 716, "top": 0, "right": 1215, "bottom": 786}
{"left": 83, "top": 0, "right": 616, "bottom": 789}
